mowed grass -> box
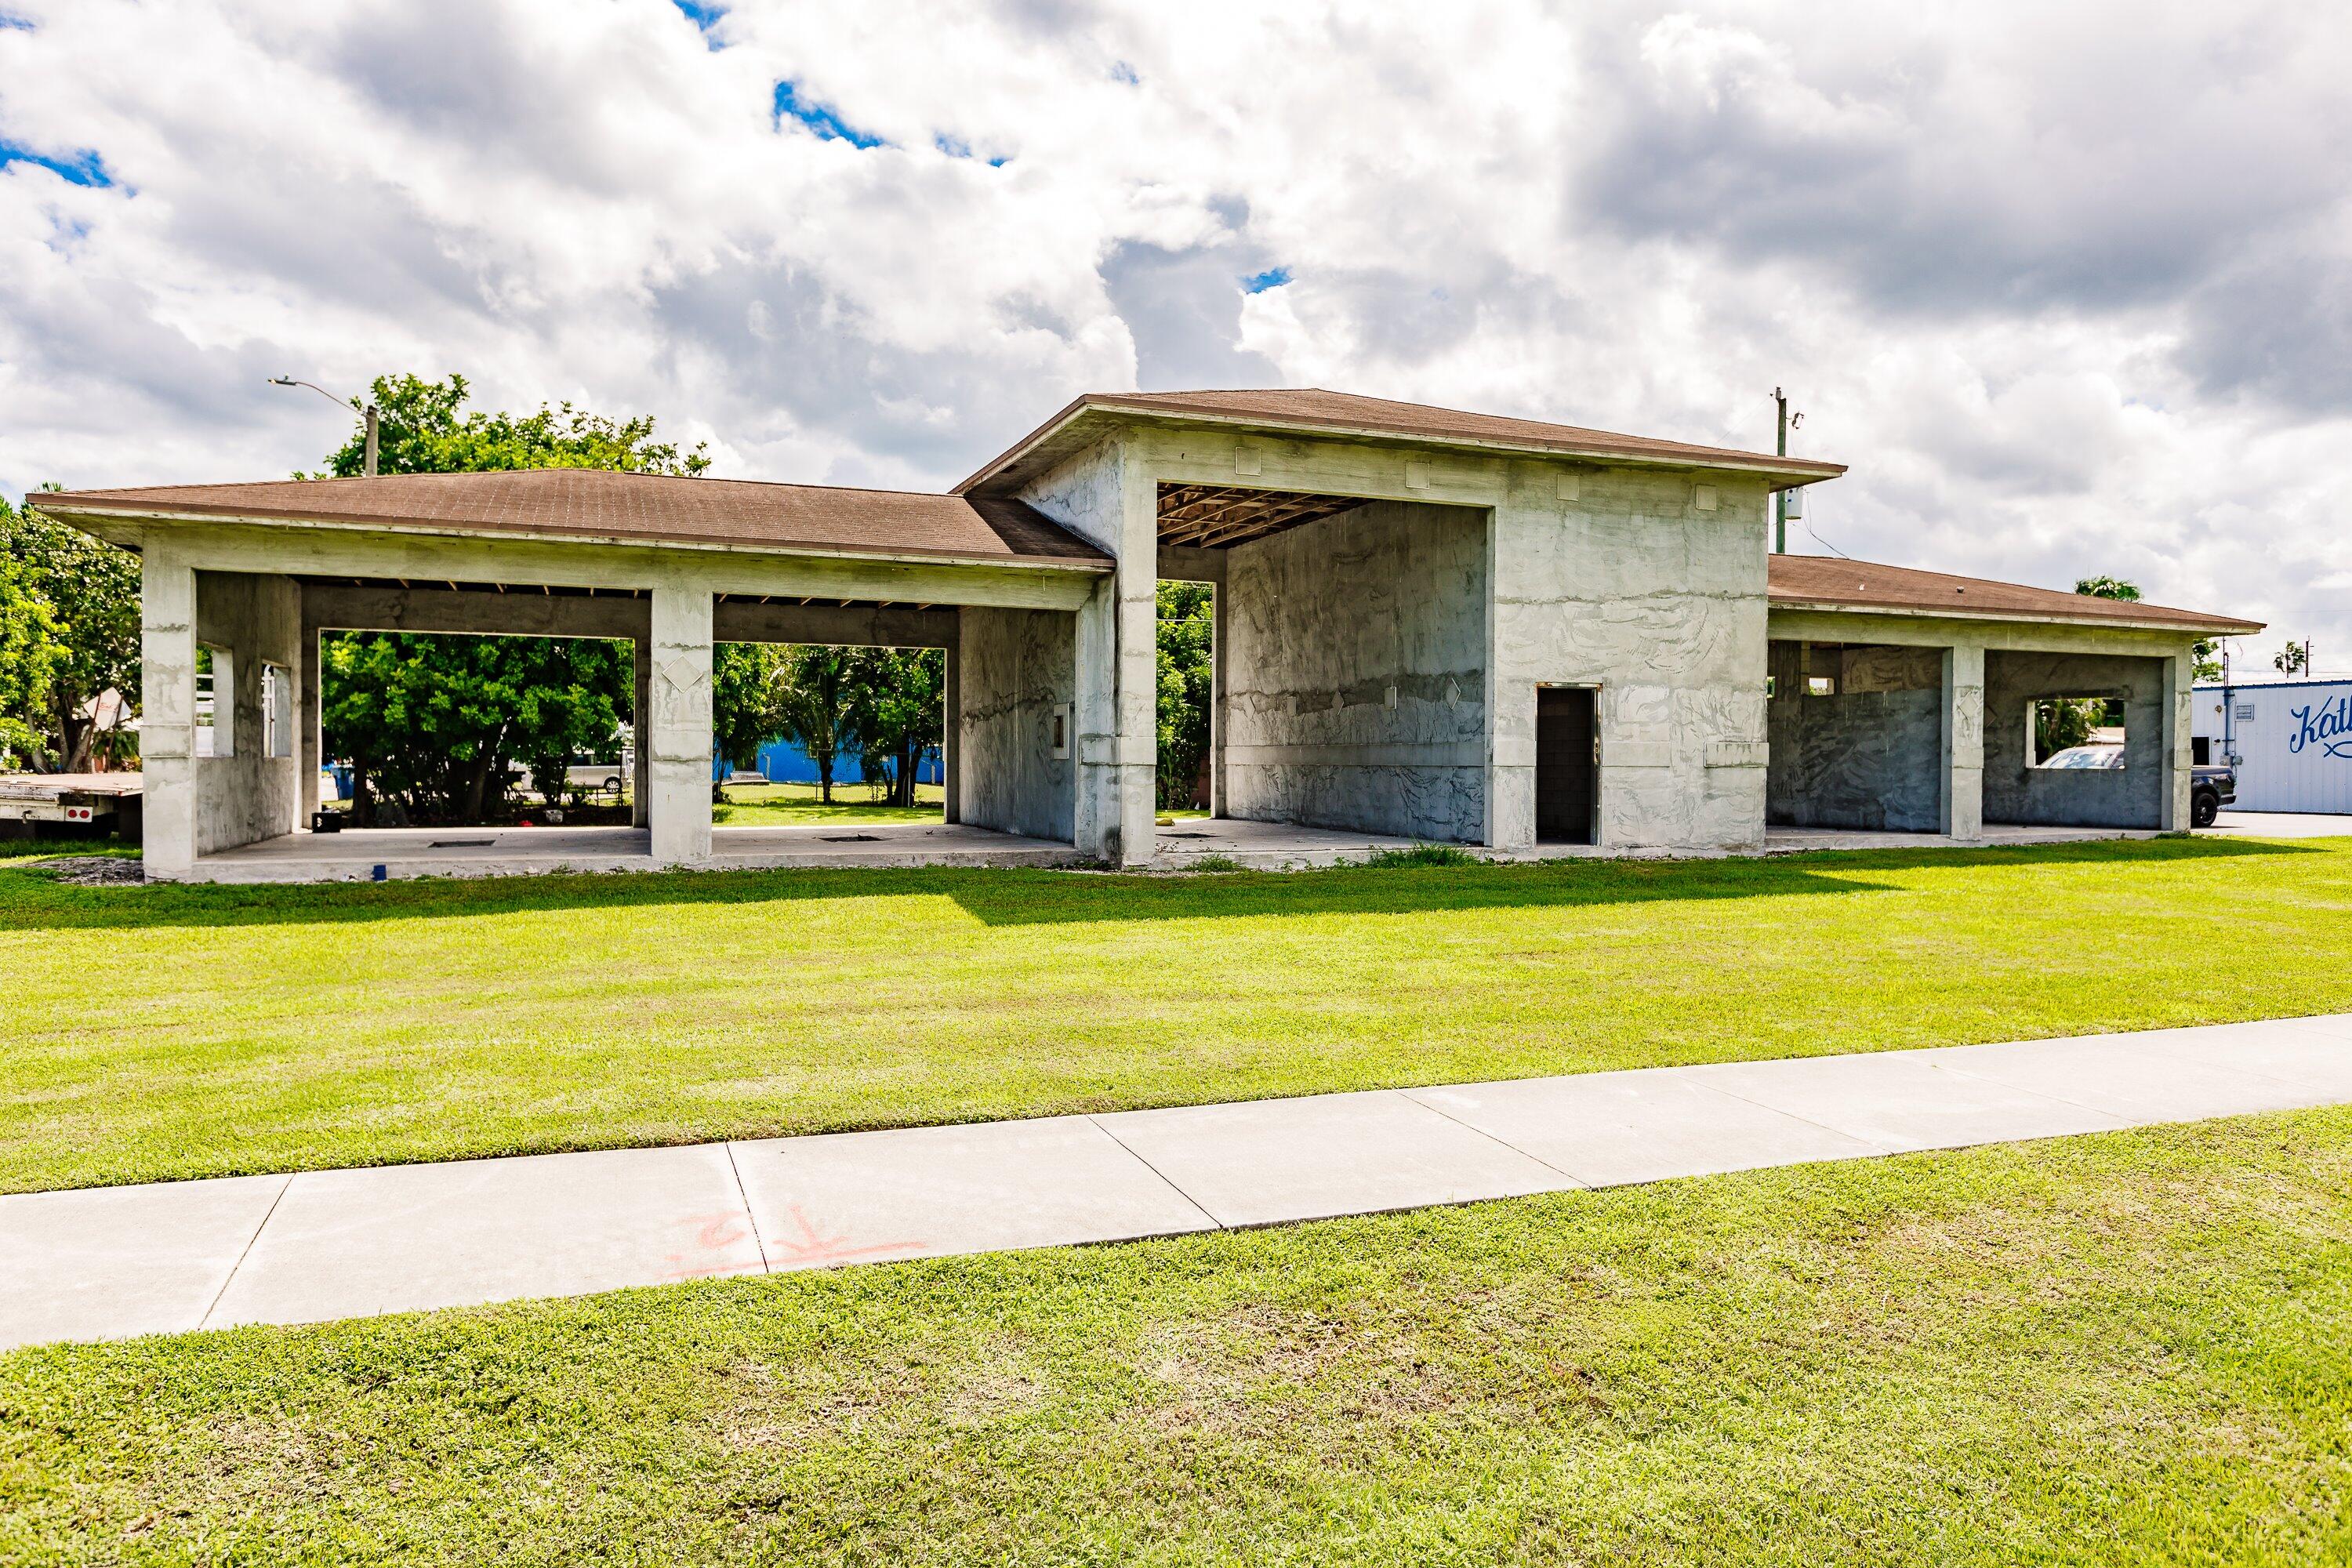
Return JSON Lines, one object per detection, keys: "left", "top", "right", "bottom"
{"left": 4, "top": 834, "right": 2352, "bottom": 1194}
{"left": 710, "top": 779, "right": 942, "bottom": 826}
{"left": 4, "top": 1109, "right": 2348, "bottom": 1565}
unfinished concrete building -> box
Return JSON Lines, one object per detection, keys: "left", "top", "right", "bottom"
{"left": 31, "top": 388, "right": 2259, "bottom": 881}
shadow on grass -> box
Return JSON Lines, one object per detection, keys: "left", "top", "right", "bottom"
{"left": 0, "top": 833, "right": 2316, "bottom": 935}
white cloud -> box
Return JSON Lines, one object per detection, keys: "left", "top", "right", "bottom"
{"left": 1, "top": 0, "right": 2347, "bottom": 670}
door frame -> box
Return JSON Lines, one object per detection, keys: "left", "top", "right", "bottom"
{"left": 1533, "top": 681, "right": 1602, "bottom": 847}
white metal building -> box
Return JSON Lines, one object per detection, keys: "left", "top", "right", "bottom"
{"left": 2193, "top": 678, "right": 2352, "bottom": 814}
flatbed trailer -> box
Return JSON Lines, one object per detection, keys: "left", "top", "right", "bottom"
{"left": 0, "top": 773, "right": 143, "bottom": 839}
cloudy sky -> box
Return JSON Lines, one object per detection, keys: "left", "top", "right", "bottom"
{"left": 3, "top": 0, "right": 2347, "bottom": 671}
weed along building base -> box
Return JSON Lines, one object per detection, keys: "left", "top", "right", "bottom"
{"left": 31, "top": 387, "right": 2260, "bottom": 882}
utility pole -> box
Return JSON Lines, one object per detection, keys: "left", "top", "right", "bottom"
{"left": 270, "top": 376, "right": 379, "bottom": 476}
{"left": 1772, "top": 387, "right": 1802, "bottom": 554}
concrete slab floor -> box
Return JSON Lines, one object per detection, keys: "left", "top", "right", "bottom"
{"left": 7, "top": 1015, "right": 2350, "bottom": 1349}
{"left": 2207, "top": 811, "right": 2352, "bottom": 838}
{"left": 174, "top": 821, "right": 1083, "bottom": 883}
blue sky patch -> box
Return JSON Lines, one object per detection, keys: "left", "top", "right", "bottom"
{"left": 1109, "top": 60, "right": 1140, "bottom": 85}
{"left": 933, "top": 134, "right": 1008, "bottom": 167}
{"left": 0, "top": 141, "right": 113, "bottom": 187}
{"left": 670, "top": 0, "right": 724, "bottom": 45}
{"left": 773, "top": 81, "right": 884, "bottom": 149}
{"left": 1243, "top": 267, "right": 1292, "bottom": 293}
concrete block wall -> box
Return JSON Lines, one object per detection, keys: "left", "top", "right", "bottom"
{"left": 193, "top": 569, "right": 302, "bottom": 855}
{"left": 1983, "top": 649, "right": 2167, "bottom": 828}
{"left": 956, "top": 606, "right": 1078, "bottom": 843}
{"left": 1221, "top": 500, "right": 1487, "bottom": 840}
{"left": 1489, "top": 465, "right": 1772, "bottom": 851}
{"left": 1766, "top": 642, "right": 1946, "bottom": 831}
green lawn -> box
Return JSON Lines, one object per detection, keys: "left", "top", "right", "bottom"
{"left": 5, "top": 1108, "right": 2347, "bottom": 1564}
{"left": 710, "top": 779, "right": 943, "bottom": 826}
{"left": 3, "top": 835, "right": 2352, "bottom": 1195}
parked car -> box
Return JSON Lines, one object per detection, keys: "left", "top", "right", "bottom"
{"left": 2191, "top": 763, "right": 2235, "bottom": 829}
{"left": 2038, "top": 743, "right": 2125, "bottom": 770}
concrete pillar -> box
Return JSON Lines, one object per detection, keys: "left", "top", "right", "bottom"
{"left": 1111, "top": 460, "right": 1160, "bottom": 864}
{"left": 1210, "top": 579, "right": 1229, "bottom": 817}
{"left": 298, "top": 623, "right": 321, "bottom": 827}
{"left": 942, "top": 641, "right": 962, "bottom": 823}
{"left": 140, "top": 550, "right": 198, "bottom": 877}
{"left": 2161, "top": 648, "right": 2194, "bottom": 830}
{"left": 631, "top": 637, "right": 652, "bottom": 829}
{"left": 1940, "top": 644, "right": 1985, "bottom": 839}
{"left": 646, "top": 582, "right": 713, "bottom": 864}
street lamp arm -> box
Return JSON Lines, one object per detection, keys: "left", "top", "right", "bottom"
{"left": 269, "top": 376, "right": 381, "bottom": 477}
{"left": 268, "top": 376, "right": 355, "bottom": 411}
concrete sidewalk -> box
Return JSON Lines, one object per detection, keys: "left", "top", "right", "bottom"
{"left": 8, "top": 1014, "right": 2352, "bottom": 1351}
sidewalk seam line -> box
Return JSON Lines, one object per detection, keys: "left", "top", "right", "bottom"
{"left": 723, "top": 1143, "right": 771, "bottom": 1272}
{"left": 1396, "top": 1088, "right": 1589, "bottom": 1187}
{"left": 197, "top": 1172, "right": 294, "bottom": 1332}
{"left": 1084, "top": 1114, "right": 1225, "bottom": 1231}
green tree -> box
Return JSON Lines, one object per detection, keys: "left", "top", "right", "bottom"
{"left": 1156, "top": 582, "right": 1214, "bottom": 809}
{"left": 0, "top": 534, "right": 67, "bottom": 764}
{"left": 315, "top": 374, "right": 710, "bottom": 479}
{"left": 311, "top": 374, "right": 711, "bottom": 822}
{"left": 844, "top": 648, "right": 945, "bottom": 808}
{"left": 2073, "top": 575, "right": 2141, "bottom": 601}
{"left": 0, "top": 489, "right": 142, "bottom": 771}
{"left": 712, "top": 643, "right": 790, "bottom": 774}
{"left": 769, "top": 646, "right": 858, "bottom": 802}
{"left": 2276, "top": 640, "right": 2310, "bottom": 677}
{"left": 322, "top": 632, "right": 629, "bottom": 825}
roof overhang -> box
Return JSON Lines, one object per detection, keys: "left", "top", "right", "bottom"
{"left": 956, "top": 395, "right": 1848, "bottom": 497}
{"left": 1768, "top": 596, "right": 2263, "bottom": 638}
{"left": 31, "top": 499, "right": 1116, "bottom": 576}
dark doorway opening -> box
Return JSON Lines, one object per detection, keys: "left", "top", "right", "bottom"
{"left": 1536, "top": 685, "right": 1597, "bottom": 844}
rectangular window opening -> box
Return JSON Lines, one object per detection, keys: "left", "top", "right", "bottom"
{"left": 262, "top": 661, "right": 292, "bottom": 759}
{"left": 195, "top": 644, "right": 234, "bottom": 757}
{"left": 2030, "top": 695, "right": 2127, "bottom": 769}
{"left": 1804, "top": 675, "right": 1835, "bottom": 698}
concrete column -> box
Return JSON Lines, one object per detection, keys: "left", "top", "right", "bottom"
{"left": 646, "top": 582, "right": 713, "bottom": 864}
{"left": 1112, "top": 460, "right": 1160, "bottom": 865}
{"left": 140, "top": 550, "right": 198, "bottom": 877}
{"left": 1210, "top": 579, "right": 1229, "bottom": 817}
{"left": 298, "top": 623, "right": 321, "bottom": 827}
{"left": 942, "top": 641, "right": 961, "bottom": 824}
{"left": 2161, "top": 648, "right": 2194, "bottom": 831}
{"left": 631, "top": 637, "right": 652, "bottom": 829}
{"left": 1940, "top": 644, "right": 1985, "bottom": 839}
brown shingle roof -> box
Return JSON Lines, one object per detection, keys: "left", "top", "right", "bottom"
{"left": 960, "top": 387, "right": 1847, "bottom": 493}
{"left": 1769, "top": 554, "right": 2261, "bottom": 634}
{"left": 36, "top": 468, "right": 1112, "bottom": 568}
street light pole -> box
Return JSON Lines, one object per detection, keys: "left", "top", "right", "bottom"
{"left": 269, "top": 376, "right": 379, "bottom": 477}
{"left": 1771, "top": 388, "right": 1802, "bottom": 554}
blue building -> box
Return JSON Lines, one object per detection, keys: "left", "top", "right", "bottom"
{"left": 713, "top": 738, "right": 942, "bottom": 786}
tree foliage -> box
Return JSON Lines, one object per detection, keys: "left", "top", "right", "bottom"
{"left": 845, "top": 648, "right": 945, "bottom": 808}
{"left": 316, "top": 374, "right": 710, "bottom": 479}
{"left": 322, "top": 633, "right": 630, "bottom": 826}
{"left": 766, "top": 645, "right": 858, "bottom": 803}
{"left": 2072, "top": 575, "right": 2141, "bottom": 602}
{"left": 312, "top": 374, "right": 710, "bottom": 822}
{"left": 1156, "top": 582, "right": 1214, "bottom": 809}
{"left": 0, "top": 489, "right": 142, "bottom": 771}
{"left": 2276, "top": 640, "right": 2310, "bottom": 677}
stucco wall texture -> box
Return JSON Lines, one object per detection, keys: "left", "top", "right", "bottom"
{"left": 194, "top": 569, "right": 301, "bottom": 855}
{"left": 1766, "top": 641, "right": 1946, "bottom": 832}
{"left": 1489, "top": 467, "right": 1772, "bottom": 851}
{"left": 1222, "top": 500, "right": 1488, "bottom": 841}
{"left": 956, "top": 605, "right": 1078, "bottom": 844}
{"left": 1984, "top": 650, "right": 2166, "bottom": 828}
